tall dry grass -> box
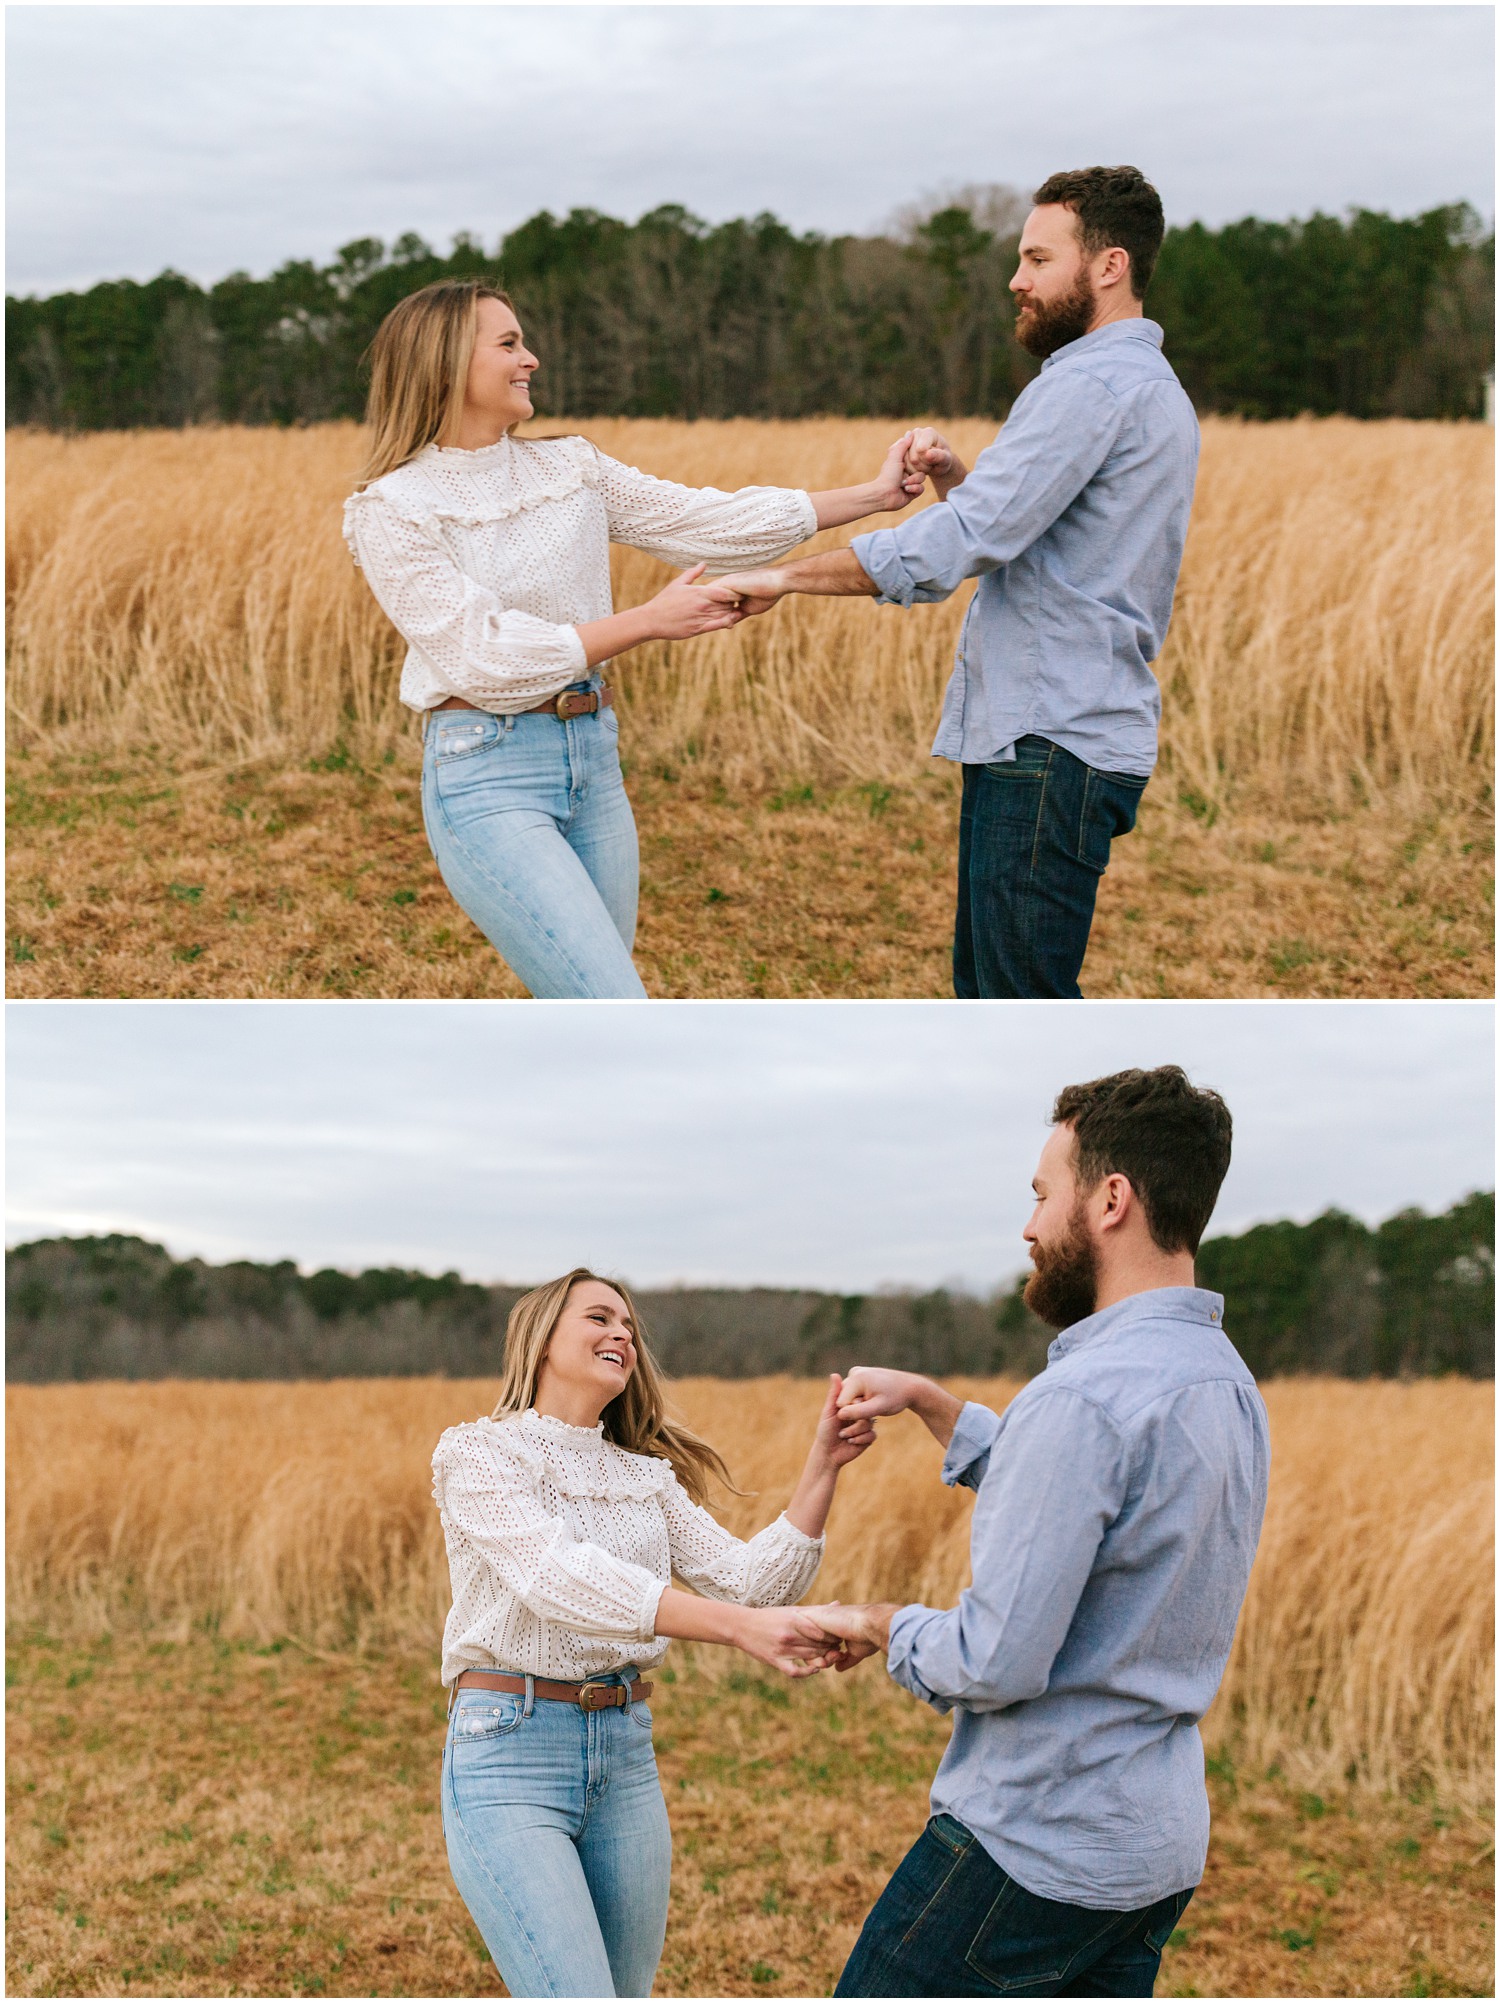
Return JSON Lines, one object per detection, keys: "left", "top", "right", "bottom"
{"left": 7, "top": 1375, "right": 1492, "bottom": 1808}
{"left": 6, "top": 417, "right": 1492, "bottom": 810}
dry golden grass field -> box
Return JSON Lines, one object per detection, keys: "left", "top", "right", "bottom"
{"left": 7, "top": 1375, "right": 1494, "bottom": 1998}
{"left": 6, "top": 417, "right": 1493, "bottom": 998}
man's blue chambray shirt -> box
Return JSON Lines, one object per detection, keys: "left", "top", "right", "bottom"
{"left": 850, "top": 320, "right": 1200, "bottom": 778}
{"left": 886, "top": 1287, "right": 1269, "bottom": 1912}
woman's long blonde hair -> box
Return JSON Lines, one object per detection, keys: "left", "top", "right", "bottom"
{"left": 490, "top": 1269, "right": 740, "bottom": 1505}
{"left": 356, "top": 278, "right": 514, "bottom": 486}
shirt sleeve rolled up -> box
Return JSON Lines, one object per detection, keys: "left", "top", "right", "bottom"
{"left": 850, "top": 370, "right": 1125, "bottom": 607}
{"left": 887, "top": 1386, "right": 1130, "bottom": 1713}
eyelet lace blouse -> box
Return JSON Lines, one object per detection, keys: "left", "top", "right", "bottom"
{"left": 431, "top": 1407, "right": 825, "bottom": 1686}
{"left": 343, "top": 435, "right": 818, "bottom": 715}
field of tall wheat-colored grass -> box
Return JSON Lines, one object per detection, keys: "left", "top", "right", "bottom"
{"left": 7, "top": 1374, "right": 1492, "bottom": 1810}
{"left": 6, "top": 417, "right": 1493, "bottom": 810}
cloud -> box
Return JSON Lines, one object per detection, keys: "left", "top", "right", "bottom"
{"left": 6, "top": 6, "right": 1494, "bottom": 293}
{"left": 6, "top": 1000, "right": 1492, "bottom": 1292}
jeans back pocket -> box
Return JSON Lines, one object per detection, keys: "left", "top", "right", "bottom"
{"left": 1074, "top": 766, "right": 1147, "bottom": 872}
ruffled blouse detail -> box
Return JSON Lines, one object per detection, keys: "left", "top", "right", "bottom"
{"left": 431, "top": 1411, "right": 824, "bottom": 1686}
{"left": 343, "top": 434, "right": 817, "bottom": 716}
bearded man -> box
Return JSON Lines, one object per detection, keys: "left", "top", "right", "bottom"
{"left": 803, "top": 1066, "right": 1270, "bottom": 1999}
{"left": 717, "top": 167, "right": 1199, "bottom": 998}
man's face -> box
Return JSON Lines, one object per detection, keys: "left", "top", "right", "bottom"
{"left": 1010, "top": 204, "right": 1099, "bottom": 359}
{"left": 1022, "top": 1123, "right": 1101, "bottom": 1330}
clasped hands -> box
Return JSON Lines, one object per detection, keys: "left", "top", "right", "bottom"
{"left": 754, "top": 1365, "right": 927, "bottom": 1680}
{"left": 659, "top": 427, "right": 961, "bottom": 630}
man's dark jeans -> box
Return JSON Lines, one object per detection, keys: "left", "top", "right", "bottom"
{"left": 953, "top": 736, "right": 1148, "bottom": 998}
{"left": 835, "top": 1814, "right": 1193, "bottom": 1999}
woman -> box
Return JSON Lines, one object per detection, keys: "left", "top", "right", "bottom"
{"left": 431, "top": 1267, "right": 871, "bottom": 1998}
{"left": 344, "top": 279, "right": 927, "bottom": 999}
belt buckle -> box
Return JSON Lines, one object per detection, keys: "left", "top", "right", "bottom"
{"left": 556, "top": 691, "right": 594, "bottom": 721}
{"left": 577, "top": 1681, "right": 618, "bottom": 1711}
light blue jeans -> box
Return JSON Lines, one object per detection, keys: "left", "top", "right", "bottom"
{"left": 421, "top": 684, "right": 648, "bottom": 999}
{"left": 441, "top": 1672, "right": 672, "bottom": 1998}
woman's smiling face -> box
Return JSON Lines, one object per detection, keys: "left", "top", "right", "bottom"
{"left": 462, "top": 295, "right": 539, "bottom": 432}
{"left": 535, "top": 1279, "right": 638, "bottom": 1414}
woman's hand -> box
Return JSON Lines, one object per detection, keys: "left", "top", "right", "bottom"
{"left": 780, "top": 1373, "right": 877, "bottom": 1542}
{"left": 643, "top": 562, "right": 747, "bottom": 640}
{"left": 872, "top": 429, "right": 928, "bottom": 511}
{"left": 815, "top": 1372, "right": 877, "bottom": 1470}
{"left": 731, "top": 1604, "right": 845, "bottom": 1677}
{"left": 837, "top": 1367, "right": 962, "bottom": 1448}
{"left": 794, "top": 1601, "right": 898, "bottom": 1672}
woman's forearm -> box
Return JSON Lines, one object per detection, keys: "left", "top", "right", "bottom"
{"left": 783, "top": 1452, "right": 839, "bottom": 1539}
{"left": 652, "top": 1584, "right": 751, "bottom": 1647}
{"left": 807, "top": 482, "right": 904, "bottom": 531}
{"left": 574, "top": 606, "right": 656, "bottom": 670}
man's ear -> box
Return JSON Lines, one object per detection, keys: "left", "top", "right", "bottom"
{"left": 1096, "top": 1172, "right": 1135, "bottom": 1234}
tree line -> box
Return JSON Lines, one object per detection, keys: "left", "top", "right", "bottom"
{"left": 6, "top": 192, "right": 1493, "bottom": 433}
{"left": 7, "top": 1192, "right": 1491, "bottom": 1386}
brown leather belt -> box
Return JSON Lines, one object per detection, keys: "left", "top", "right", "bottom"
{"left": 453, "top": 1668, "right": 652, "bottom": 1711}
{"left": 435, "top": 686, "right": 613, "bottom": 722}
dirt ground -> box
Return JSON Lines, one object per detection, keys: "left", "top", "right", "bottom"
{"left": 6, "top": 1632, "right": 1493, "bottom": 1999}
{"left": 6, "top": 750, "right": 1492, "bottom": 998}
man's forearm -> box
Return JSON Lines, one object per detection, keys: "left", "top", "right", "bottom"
{"left": 774, "top": 549, "right": 879, "bottom": 597}
{"left": 908, "top": 1377, "right": 963, "bottom": 1449}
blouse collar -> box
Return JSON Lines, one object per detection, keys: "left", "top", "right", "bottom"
{"left": 523, "top": 1406, "right": 605, "bottom": 1442}
{"left": 424, "top": 434, "right": 517, "bottom": 463}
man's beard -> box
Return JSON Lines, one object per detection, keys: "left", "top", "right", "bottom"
{"left": 1023, "top": 1201, "right": 1101, "bottom": 1330}
{"left": 1015, "top": 269, "right": 1097, "bottom": 359}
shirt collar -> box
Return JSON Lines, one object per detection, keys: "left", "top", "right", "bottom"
{"left": 1045, "top": 1285, "right": 1226, "bottom": 1365}
{"left": 1041, "top": 317, "right": 1165, "bottom": 371}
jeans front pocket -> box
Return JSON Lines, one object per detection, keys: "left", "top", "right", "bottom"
{"left": 431, "top": 713, "right": 504, "bottom": 764}
{"left": 451, "top": 1692, "right": 527, "bottom": 1743}
{"left": 1074, "top": 765, "right": 1147, "bottom": 872}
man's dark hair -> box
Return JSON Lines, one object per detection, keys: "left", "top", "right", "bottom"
{"left": 1031, "top": 166, "right": 1165, "bottom": 298}
{"left": 1051, "top": 1065, "right": 1232, "bottom": 1255}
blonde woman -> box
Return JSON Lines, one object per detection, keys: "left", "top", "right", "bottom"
{"left": 344, "top": 279, "right": 927, "bottom": 998}
{"left": 431, "top": 1268, "right": 871, "bottom": 1997}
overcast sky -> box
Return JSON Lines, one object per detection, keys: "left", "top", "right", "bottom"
{"left": 5, "top": 1001, "right": 1491, "bottom": 1293}
{"left": 7, "top": 5, "right": 1495, "bottom": 295}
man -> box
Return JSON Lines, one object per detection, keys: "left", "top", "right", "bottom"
{"left": 805, "top": 1065, "right": 1270, "bottom": 1998}
{"left": 718, "top": 168, "right": 1200, "bottom": 998}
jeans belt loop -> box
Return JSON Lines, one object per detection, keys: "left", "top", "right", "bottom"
{"left": 523, "top": 1672, "right": 535, "bottom": 1719}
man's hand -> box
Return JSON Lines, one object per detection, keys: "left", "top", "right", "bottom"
{"left": 902, "top": 427, "right": 969, "bottom": 501}
{"left": 837, "top": 1368, "right": 963, "bottom": 1449}
{"left": 712, "top": 565, "right": 789, "bottom": 619}
{"left": 731, "top": 1604, "right": 846, "bottom": 1677}
{"left": 793, "top": 1601, "right": 900, "bottom": 1672}
{"left": 641, "top": 562, "right": 748, "bottom": 638}
{"left": 814, "top": 1373, "right": 878, "bottom": 1470}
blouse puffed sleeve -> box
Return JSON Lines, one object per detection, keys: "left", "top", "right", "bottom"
{"left": 343, "top": 488, "right": 588, "bottom": 706}
{"left": 432, "top": 1424, "right": 666, "bottom": 1642}
{"left": 661, "top": 1473, "right": 824, "bottom": 1606}
{"left": 583, "top": 446, "right": 818, "bottom": 569}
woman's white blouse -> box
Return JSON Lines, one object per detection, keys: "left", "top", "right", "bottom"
{"left": 431, "top": 1408, "right": 825, "bottom": 1685}
{"left": 344, "top": 435, "right": 818, "bottom": 714}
